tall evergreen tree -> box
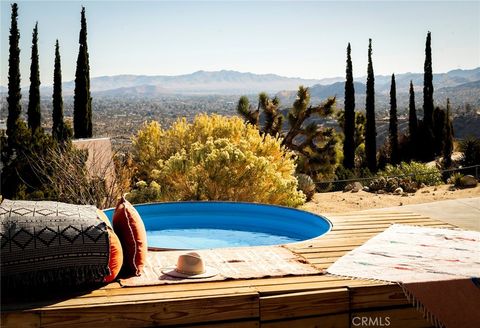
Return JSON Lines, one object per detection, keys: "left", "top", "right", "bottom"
{"left": 6, "top": 3, "right": 22, "bottom": 149}
{"left": 365, "top": 39, "right": 377, "bottom": 172}
{"left": 52, "top": 40, "right": 69, "bottom": 142}
{"left": 343, "top": 42, "right": 355, "bottom": 169}
{"left": 73, "top": 6, "right": 92, "bottom": 138}
{"left": 422, "top": 31, "right": 435, "bottom": 160}
{"left": 408, "top": 80, "right": 418, "bottom": 158}
{"left": 389, "top": 74, "right": 399, "bottom": 164}
{"left": 27, "top": 22, "right": 41, "bottom": 133}
{"left": 433, "top": 106, "right": 446, "bottom": 156}
{"left": 443, "top": 98, "right": 454, "bottom": 168}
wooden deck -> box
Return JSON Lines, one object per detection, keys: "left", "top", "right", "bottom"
{"left": 1, "top": 211, "right": 455, "bottom": 328}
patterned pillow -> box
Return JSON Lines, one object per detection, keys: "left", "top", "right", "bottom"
{"left": 0, "top": 199, "right": 119, "bottom": 290}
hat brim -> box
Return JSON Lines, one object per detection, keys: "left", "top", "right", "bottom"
{"left": 161, "top": 266, "right": 219, "bottom": 279}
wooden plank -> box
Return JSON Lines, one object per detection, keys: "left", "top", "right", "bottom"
{"left": 260, "top": 288, "right": 348, "bottom": 321}
{"left": 261, "top": 313, "right": 349, "bottom": 328}
{"left": 349, "top": 284, "right": 411, "bottom": 310}
{"left": 178, "top": 319, "right": 260, "bottom": 328}
{"left": 39, "top": 292, "right": 260, "bottom": 328}
{"left": 351, "top": 307, "right": 433, "bottom": 328}
{"left": 1, "top": 312, "right": 41, "bottom": 328}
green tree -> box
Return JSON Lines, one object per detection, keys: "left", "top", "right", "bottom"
{"left": 52, "top": 40, "right": 71, "bottom": 142}
{"left": 73, "top": 6, "right": 92, "bottom": 138}
{"left": 433, "top": 106, "right": 446, "bottom": 156}
{"left": 6, "top": 3, "right": 22, "bottom": 150}
{"left": 258, "top": 93, "right": 283, "bottom": 136}
{"left": 236, "top": 96, "right": 258, "bottom": 127}
{"left": 365, "top": 39, "right": 377, "bottom": 172}
{"left": 343, "top": 42, "right": 355, "bottom": 169}
{"left": 443, "top": 98, "right": 454, "bottom": 168}
{"left": 389, "top": 74, "right": 399, "bottom": 164}
{"left": 238, "top": 86, "right": 339, "bottom": 180}
{"left": 408, "top": 80, "right": 418, "bottom": 159}
{"left": 27, "top": 22, "right": 42, "bottom": 133}
{"left": 421, "top": 31, "right": 435, "bottom": 161}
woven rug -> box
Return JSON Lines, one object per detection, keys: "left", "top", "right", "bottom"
{"left": 327, "top": 224, "right": 480, "bottom": 328}
{"left": 120, "top": 245, "right": 320, "bottom": 286}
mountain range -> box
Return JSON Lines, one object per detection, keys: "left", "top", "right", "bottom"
{"left": 0, "top": 68, "right": 479, "bottom": 106}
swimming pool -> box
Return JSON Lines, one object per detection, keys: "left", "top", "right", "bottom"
{"left": 104, "top": 202, "right": 331, "bottom": 250}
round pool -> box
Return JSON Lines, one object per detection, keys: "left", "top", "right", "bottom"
{"left": 104, "top": 202, "right": 331, "bottom": 250}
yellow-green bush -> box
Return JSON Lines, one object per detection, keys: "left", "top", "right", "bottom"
{"left": 129, "top": 114, "right": 305, "bottom": 207}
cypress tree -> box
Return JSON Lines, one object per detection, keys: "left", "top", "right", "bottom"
{"left": 365, "top": 39, "right": 377, "bottom": 172}
{"left": 27, "top": 22, "right": 41, "bottom": 133}
{"left": 422, "top": 31, "right": 435, "bottom": 160}
{"left": 52, "top": 39, "right": 68, "bottom": 142}
{"left": 343, "top": 42, "right": 355, "bottom": 169}
{"left": 408, "top": 80, "right": 418, "bottom": 158}
{"left": 73, "top": 6, "right": 92, "bottom": 138}
{"left": 389, "top": 74, "right": 399, "bottom": 164}
{"left": 6, "top": 3, "right": 22, "bottom": 149}
{"left": 433, "top": 106, "right": 446, "bottom": 156}
{"left": 443, "top": 98, "right": 454, "bottom": 168}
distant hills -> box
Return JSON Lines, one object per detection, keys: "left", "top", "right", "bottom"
{"left": 1, "top": 68, "right": 479, "bottom": 108}
{"left": 60, "top": 70, "right": 322, "bottom": 95}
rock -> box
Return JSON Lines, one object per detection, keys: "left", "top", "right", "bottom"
{"left": 448, "top": 186, "right": 457, "bottom": 191}
{"left": 377, "top": 190, "right": 386, "bottom": 194}
{"left": 459, "top": 175, "right": 478, "bottom": 188}
{"left": 399, "top": 202, "right": 403, "bottom": 206}
{"left": 362, "top": 186, "right": 370, "bottom": 192}
{"left": 434, "top": 187, "right": 438, "bottom": 191}
{"left": 351, "top": 182, "right": 363, "bottom": 193}
{"left": 394, "top": 187, "right": 403, "bottom": 195}
{"left": 420, "top": 183, "right": 427, "bottom": 188}
{"left": 343, "top": 183, "right": 354, "bottom": 192}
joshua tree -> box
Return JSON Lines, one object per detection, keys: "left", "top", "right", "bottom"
{"left": 238, "top": 86, "right": 339, "bottom": 179}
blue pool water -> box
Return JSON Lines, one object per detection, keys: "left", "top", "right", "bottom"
{"left": 104, "top": 202, "right": 331, "bottom": 249}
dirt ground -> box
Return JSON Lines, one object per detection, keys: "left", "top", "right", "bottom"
{"left": 303, "top": 184, "right": 480, "bottom": 214}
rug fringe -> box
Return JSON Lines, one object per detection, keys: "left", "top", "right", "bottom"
{"left": 399, "top": 282, "right": 446, "bottom": 328}
{"left": 325, "top": 272, "right": 393, "bottom": 284}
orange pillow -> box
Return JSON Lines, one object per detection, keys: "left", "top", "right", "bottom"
{"left": 112, "top": 196, "right": 148, "bottom": 276}
{"left": 103, "top": 227, "right": 123, "bottom": 283}
{"left": 97, "top": 209, "right": 113, "bottom": 228}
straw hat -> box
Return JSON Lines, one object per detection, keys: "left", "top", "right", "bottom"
{"left": 162, "top": 252, "right": 218, "bottom": 279}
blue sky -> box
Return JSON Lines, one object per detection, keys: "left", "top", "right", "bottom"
{"left": 1, "top": 1, "right": 479, "bottom": 86}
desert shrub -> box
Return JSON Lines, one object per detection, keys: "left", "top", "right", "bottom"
{"left": 129, "top": 114, "right": 305, "bottom": 207}
{"left": 368, "top": 176, "right": 418, "bottom": 193}
{"left": 459, "top": 136, "right": 480, "bottom": 167}
{"left": 295, "top": 174, "right": 315, "bottom": 201}
{"left": 26, "top": 143, "right": 134, "bottom": 209}
{"left": 379, "top": 161, "right": 442, "bottom": 186}
{"left": 447, "top": 172, "right": 464, "bottom": 187}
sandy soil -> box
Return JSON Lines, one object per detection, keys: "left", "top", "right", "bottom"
{"left": 302, "top": 184, "right": 480, "bottom": 214}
